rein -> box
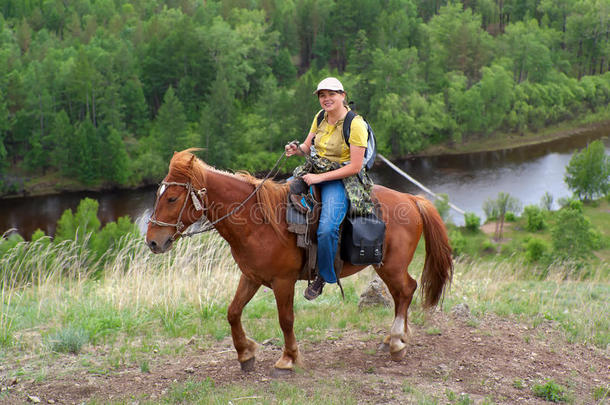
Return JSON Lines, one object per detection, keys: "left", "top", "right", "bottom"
{"left": 149, "top": 149, "right": 289, "bottom": 239}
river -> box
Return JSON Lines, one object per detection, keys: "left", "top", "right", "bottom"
{"left": 1, "top": 126, "right": 608, "bottom": 239}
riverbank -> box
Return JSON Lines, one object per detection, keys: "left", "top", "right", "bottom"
{"left": 412, "top": 111, "right": 610, "bottom": 157}
{"left": 1, "top": 169, "right": 156, "bottom": 200}
{"left": 3, "top": 113, "right": 609, "bottom": 200}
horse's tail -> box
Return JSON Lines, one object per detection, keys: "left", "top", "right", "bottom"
{"left": 414, "top": 195, "right": 454, "bottom": 309}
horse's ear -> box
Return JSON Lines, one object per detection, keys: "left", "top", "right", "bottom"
{"left": 188, "top": 154, "right": 196, "bottom": 168}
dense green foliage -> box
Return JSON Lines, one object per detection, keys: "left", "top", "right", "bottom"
{"left": 550, "top": 200, "right": 601, "bottom": 260}
{"left": 451, "top": 197, "right": 608, "bottom": 275}
{"left": 565, "top": 140, "right": 610, "bottom": 201}
{"left": 523, "top": 204, "right": 546, "bottom": 231}
{"left": 0, "top": 0, "right": 609, "bottom": 193}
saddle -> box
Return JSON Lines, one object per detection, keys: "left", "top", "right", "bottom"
{"left": 286, "top": 178, "right": 327, "bottom": 280}
{"left": 286, "top": 178, "right": 385, "bottom": 282}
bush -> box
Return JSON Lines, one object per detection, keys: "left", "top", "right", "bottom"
{"left": 54, "top": 198, "right": 101, "bottom": 243}
{"left": 524, "top": 205, "right": 546, "bottom": 231}
{"left": 525, "top": 238, "right": 550, "bottom": 263}
{"left": 449, "top": 230, "right": 467, "bottom": 256}
{"left": 551, "top": 204, "right": 601, "bottom": 259}
{"left": 464, "top": 212, "right": 481, "bottom": 232}
{"left": 481, "top": 239, "right": 496, "bottom": 253}
{"left": 505, "top": 211, "right": 517, "bottom": 222}
{"left": 90, "top": 216, "right": 140, "bottom": 264}
{"left": 0, "top": 232, "right": 24, "bottom": 257}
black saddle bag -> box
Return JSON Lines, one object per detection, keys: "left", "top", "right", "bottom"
{"left": 341, "top": 214, "right": 385, "bottom": 265}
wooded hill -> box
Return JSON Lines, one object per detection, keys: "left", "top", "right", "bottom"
{"left": 0, "top": 0, "right": 609, "bottom": 192}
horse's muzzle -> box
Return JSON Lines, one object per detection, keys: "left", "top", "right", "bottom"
{"left": 146, "top": 236, "right": 173, "bottom": 254}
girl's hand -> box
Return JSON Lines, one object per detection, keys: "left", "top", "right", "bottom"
{"left": 285, "top": 142, "right": 299, "bottom": 157}
{"left": 302, "top": 173, "right": 322, "bottom": 185}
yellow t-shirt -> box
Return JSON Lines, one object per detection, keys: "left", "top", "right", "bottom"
{"left": 308, "top": 110, "right": 368, "bottom": 163}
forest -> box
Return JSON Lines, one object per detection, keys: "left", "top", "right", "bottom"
{"left": 0, "top": 0, "right": 609, "bottom": 193}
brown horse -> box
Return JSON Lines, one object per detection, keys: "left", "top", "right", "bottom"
{"left": 146, "top": 149, "right": 453, "bottom": 373}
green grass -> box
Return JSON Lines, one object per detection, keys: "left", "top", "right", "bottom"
{"left": 0, "top": 207, "right": 608, "bottom": 404}
{"left": 1, "top": 225, "right": 608, "bottom": 356}
{"left": 148, "top": 377, "right": 361, "bottom": 405}
{"left": 593, "top": 385, "right": 609, "bottom": 402}
{"left": 532, "top": 379, "right": 570, "bottom": 403}
{"left": 46, "top": 327, "right": 89, "bottom": 354}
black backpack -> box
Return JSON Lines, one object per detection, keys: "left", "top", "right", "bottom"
{"left": 315, "top": 109, "right": 377, "bottom": 171}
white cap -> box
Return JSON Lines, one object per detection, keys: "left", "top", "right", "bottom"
{"left": 313, "top": 77, "right": 344, "bottom": 94}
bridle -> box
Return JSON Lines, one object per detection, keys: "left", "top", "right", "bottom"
{"left": 148, "top": 180, "right": 208, "bottom": 240}
{"left": 148, "top": 147, "right": 291, "bottom": 240}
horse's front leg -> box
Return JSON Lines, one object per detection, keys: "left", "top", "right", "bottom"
{"left": 228, "top": 274, "right": 261, "bottom": 372}
{"left": 271, "top": 277, "right": 302, "bottom": 372}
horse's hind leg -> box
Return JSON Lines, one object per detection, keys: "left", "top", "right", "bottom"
{"left": 228, "top": 274, "right": 261, "bottom": 372}
{"left": 375, "top": 262, "right": 418, "bottom": 361}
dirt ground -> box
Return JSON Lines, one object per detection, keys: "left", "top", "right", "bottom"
{"left": 1, "top": 311, "right": 608, "bottom": 404}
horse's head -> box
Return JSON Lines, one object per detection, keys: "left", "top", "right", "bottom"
{"left": 146, "top": 150, "right": 207, "bottom": 253}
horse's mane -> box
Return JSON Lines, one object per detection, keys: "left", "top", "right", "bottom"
{"left": 169, "top": 149, "right": 289, "bottom": 238}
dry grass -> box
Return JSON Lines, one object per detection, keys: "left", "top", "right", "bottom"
{"left": 100, "top": 233, "right": 241, "bottom": 312}
{"left": 1, "top": 232, "right": 608, "bottom": 349}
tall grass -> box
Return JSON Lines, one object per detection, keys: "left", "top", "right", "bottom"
{"left": 1, "top": 230, "right": 608, "bottom": 351}
{"left": 1, "top": 232, "right": 241, "bottom": 348}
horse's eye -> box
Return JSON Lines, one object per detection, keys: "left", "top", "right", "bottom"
{"left": 168, "top": 196, "right": 178, "bottom": 203}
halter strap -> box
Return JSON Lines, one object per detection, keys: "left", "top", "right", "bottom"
{"left": 148, "top": 181, "right": 207, "bottom": 240}
{"left": 148, "top": 149, "right": 289, "bottom": 239}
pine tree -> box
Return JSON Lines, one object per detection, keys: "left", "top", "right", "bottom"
{"left": 152, "top": 86, "right": 187, "bottom": 161}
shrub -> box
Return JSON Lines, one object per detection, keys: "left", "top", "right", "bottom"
{"left": 524, "top": 205, "right": 546, "bottom": 231}
{"left": 0, "top": 232, "right": 24, "bottom": 257}
{"left": 505, "top": 211, "right": 517, "bottom": 222}
{"left": 449, "top": 230, "right": 467, "bottom": 256}
{"left": 551, "top": 204, "right": 601, "bottom": 259}
{"left": 481, "top": 239, "right": 495, "bottom": 253}
{"left": 54, "top": 198, "right": 101, "bottom": 243}
{"left": 464, "top": 212, "right": 481, "bottom": 232}
{"left": 525, "top": 238, "right": 550, "bottom": 263}
{"left": 90, "top": 216, "right": 140, "bottom": 264}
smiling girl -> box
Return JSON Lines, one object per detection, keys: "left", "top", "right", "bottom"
{"left": 285, "top": 77, "right": 372, "bottom": 300}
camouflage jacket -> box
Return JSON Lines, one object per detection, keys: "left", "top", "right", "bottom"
{"left": 292, "top": 153, "right": 375, "bottom": 217}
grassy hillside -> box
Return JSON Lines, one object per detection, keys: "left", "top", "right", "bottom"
{"left": 0, "top": 201, "right": 608, "bottom": 403}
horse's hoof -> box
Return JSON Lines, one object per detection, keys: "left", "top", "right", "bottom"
{"left": 377, "top": 342, "right": 390, "bottom": 353}
{"left": 240, "top": 357, "right": 256, "bottom": 372}
{"left": 270, "top": 367, "right": 294, "bottom": 378}
{"left": 390, "top": 347, "right": 407, "bottom": 362}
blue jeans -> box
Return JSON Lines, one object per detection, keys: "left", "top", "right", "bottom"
{"left": 317, "top": 180, "right": 348, "bottom": 283}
